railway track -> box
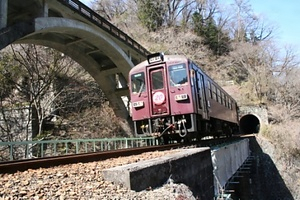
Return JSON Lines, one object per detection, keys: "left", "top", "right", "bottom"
{"left": 0, "top": 136, "right": 242, "bottom": 174}
{"left": 0, "top": 144, "right": 181, "bottom": 174}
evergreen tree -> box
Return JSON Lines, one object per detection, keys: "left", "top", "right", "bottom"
{"left": 192, "top": 12, "right": 205, "bottom": 36}
{"left": 192, "top": 13, "right": 230, "bottom": 56}
{"left": 136, "top": 0, "right": 164, "bottom": 31}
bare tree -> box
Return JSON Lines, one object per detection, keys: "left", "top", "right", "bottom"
{"left": 0, "top": 44, "right": 85, "bottom": 139}
{"left": 270, "top": 47, "right": 300, "bottom": 121}
{"left": 0, "top": 44, "right": 109, "bottom": 160}
{"left": 93, "top": 0, "right": 128, "bottom": 21}
{"left": 0, "top": 49, "right": 32, "bottom": 145}
{"left": 228, "top": 42, "right": 274, "bottom": 103}
{"left": 226, "top": 0, "right": 273, "bottom": 43}
{"left": 162, "top": 0, "right": 196, "bottom": 27}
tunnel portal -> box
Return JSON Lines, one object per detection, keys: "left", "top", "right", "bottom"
{"left": 239, "top": 114, "right": 260, "bottom": 134}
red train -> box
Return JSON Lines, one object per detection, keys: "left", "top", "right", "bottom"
{"left": 129, "top": 53, "right": 239, "bottom": 143}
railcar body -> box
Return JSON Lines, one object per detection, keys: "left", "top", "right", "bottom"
{"left": 129, "top": 53, "right": 238, "bottom": 142}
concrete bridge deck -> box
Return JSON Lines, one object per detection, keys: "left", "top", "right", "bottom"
{"left": 103, "top": 139, "right": 250, "bottom": 199}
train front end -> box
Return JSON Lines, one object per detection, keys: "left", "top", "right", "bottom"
{"left": 129, "top": 53, "right": 196, "bottom": 138}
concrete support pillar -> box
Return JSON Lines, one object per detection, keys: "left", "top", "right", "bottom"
{"left": 0, "top": 0, "right": 8, "bottom": 29}
{"left": 116, "top": 73, "right": 127, "bottom": 89}
{"left": 42, "top": 0, "right": 49, "bottom": 17}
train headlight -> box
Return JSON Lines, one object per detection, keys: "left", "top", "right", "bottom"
{"left": 132, "top": 101, "right": 144, "bottom": 108}
{"left": 175, "top": 94, "right": 188, "bottom": 101}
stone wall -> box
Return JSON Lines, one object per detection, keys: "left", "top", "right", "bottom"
{"left": 239, "top": 105, "right": 268, "bottom": 125}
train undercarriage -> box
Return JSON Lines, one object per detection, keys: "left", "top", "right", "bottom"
{"left": 133, "top": 114, "right": 238, "bottom": 144}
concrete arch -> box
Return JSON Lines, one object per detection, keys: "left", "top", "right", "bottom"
{"left": 239, "top": 114, "right": 260, "bottom": 134}
{"left": 17, "top": 17, "right": 134, "bottom": 77}
{"left": 1, "top": 17, "right": 135, "bottom": 119}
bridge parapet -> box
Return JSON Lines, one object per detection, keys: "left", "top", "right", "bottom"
{"left": 57, "top": 0, "right": 149, "bottom": 57}
{"left": 2, "top": 0, "right": 149, "bottom": 58}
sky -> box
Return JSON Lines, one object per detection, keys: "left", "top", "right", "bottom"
{"left": 250, "top": 0, "right": 300, "bottom": 51}
{"left": 80, "top": 0, "right": 300, "bottom": 52}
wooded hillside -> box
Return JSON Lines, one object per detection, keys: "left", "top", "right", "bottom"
{"left": 0, "top": 0, "right": 299, "bottom": 197}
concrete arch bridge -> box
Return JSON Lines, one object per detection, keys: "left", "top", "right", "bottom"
{"left": 0, "top": 0, "right": 149, "bottom": 129}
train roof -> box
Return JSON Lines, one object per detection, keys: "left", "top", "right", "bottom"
{"left": 130, "top": 54, "right": 188, "bottom": 74}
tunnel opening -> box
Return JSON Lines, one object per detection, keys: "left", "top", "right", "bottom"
{"left": 239, "top": 114, "right": 260, "bottom": 134}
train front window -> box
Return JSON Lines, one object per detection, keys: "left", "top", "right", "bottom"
{"left": 151, "top": 71, "right": 164, "bottom": 90}
{"left": 169, "top": 64, "right": 187, "bottom": 86}
{"left": 131, "top": 72, "right": 145, "bottom": 94}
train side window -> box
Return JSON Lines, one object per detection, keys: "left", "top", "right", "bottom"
{"left": 224, "top": 95, "right": 227, "bottom": 108}
{"left": 228, "top": 98, "right": 232, "bottom": 109}
{"left": 131, "top": 72, "right": 145, "bottom": 94}
{"left": 207, "top": 81, "right": 212, "bottom": 98}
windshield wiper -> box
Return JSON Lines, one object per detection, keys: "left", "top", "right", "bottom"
{"left": 138, "top": 82, "right": 144, "bottom": 97}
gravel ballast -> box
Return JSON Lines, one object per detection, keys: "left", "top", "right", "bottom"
{"left": 0, "top": 150, "right": 197, "bottom": 199}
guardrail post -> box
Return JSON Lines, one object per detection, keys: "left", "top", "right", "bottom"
{"left": 65, "top": 142, "right": 68, "bottom": 154}
{"left": 9, "top": 144, "right": 13, "bottom": 161}
{"left": 26, "top": 144, "right": 29, "bottom": 158}
{"left": 41, "top": 143, "right": 44, "bottom": 158}
{"left": 93, "top": 141, "right": 95, "bottom": 152}
{"left": 54, "top": 143, "right": 57, "bottom": 156}
{"left": 76, "top": 141, "right": 79, "bottom": 154}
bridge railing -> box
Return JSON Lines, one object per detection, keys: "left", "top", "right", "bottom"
{"left": 0, "top": 137, "right": 158, "bottom": 161}
{"left": 58, "top": 0, "right": 150, "bottom": 56}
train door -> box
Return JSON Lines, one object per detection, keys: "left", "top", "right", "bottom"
{"left": 196, "top": 71, "right": 209, "bottom": 119}
{"left": 147, "top": 65, "right": 170, "bottom": 117}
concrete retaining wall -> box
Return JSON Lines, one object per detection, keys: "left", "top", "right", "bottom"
{"left": 102, "top": 147, "right": 214, "bottom": 199}
{"left": 212, "top": 139, "right": 250, "bottom": 196}
{"left": 102, "top": 140, "right": 250, "bottom": 199}
{"left": 239, "top": 106, "right": 268, "bottom": 125}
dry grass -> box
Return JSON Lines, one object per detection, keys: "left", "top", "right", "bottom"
{"left": 65, "top": 103, "right": 128, "bottom": 139}
{"left": 265, "top": 121, "right": 300, "bottom": 157}
{"left": 264, "top": 105, "right": 300, "bottom": 157}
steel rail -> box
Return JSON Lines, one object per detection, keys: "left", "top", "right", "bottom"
{"left": 0, "top": 143, "right": 180, "bottom": 174}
